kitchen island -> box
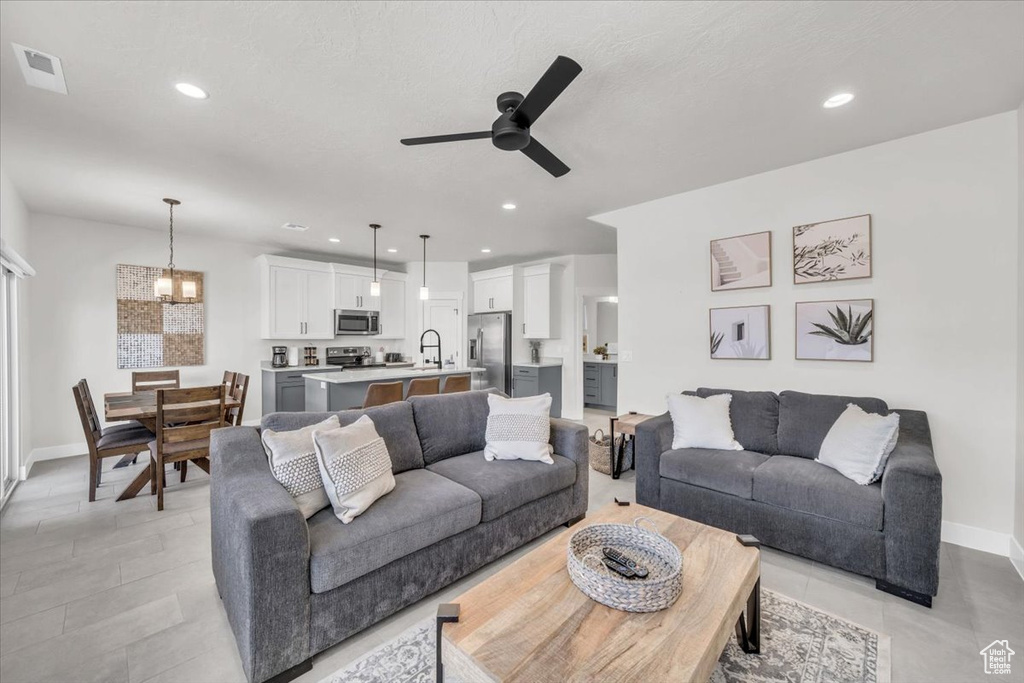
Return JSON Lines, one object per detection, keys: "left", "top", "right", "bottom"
{"left": 304, "top": 367, "right": 485, "bottom": 411}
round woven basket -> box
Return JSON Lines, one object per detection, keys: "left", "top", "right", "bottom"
{"left": 567, "top": 517, "right": 683, "bottom": 612}
{"left": 588, "top": 430, "right": 633, "bottom": 475}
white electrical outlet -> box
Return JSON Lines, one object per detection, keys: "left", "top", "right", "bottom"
{"left": 621, "top": 350, "right": 633, "bottom": 362}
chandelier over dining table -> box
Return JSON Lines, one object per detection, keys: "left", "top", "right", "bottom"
{"left": 154, "top": 197, "right": 197, "bottom": 304}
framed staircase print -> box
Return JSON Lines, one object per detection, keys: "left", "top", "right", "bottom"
{"left": 710, "top": 231, "right": 772, "bottom": 291}
{"left": 793, "top": 214, "right": 872, "bottom": 284}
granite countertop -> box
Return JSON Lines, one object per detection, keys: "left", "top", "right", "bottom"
{"left": 513, "top": 358, "right": 563, "bottom": 368}
{"left": 304, "top": 367, "right": 484, "bottom": 384}
{"left": 583, "top": 358, "right": 618, "bottom": 364}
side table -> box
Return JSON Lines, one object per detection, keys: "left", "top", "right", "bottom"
{"left": 609, "top": 412, "right": 653, "bottom": 479}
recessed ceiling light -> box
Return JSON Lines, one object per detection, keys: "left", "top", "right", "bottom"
{"left": 175, "top": 82, "right": 208, "bottom": 99}
{"left": 280, "top": 223, "right": 309, "bottom": 232}
{"left": 481, "top": 248, "right": 492, "bottom": 253}
{"left": 328, "top": 238, "right": 341, "bottom": 243}
{"left": 387, "top": 248, "right": 398, "bottom": 253}
{"left": 501, "top": 203, "right": 516, "bottom": 210}
{"left": 823, "top": 93, "right": 854, "bottom": 109}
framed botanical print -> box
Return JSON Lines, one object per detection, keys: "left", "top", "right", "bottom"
{"left": 710, "top": 231, "right": 772, "bottom": 291}
{"left": 795, "top": 299, "right": 873, "bottom": 362}
{"left": 710, "top": 305, "right": 770, "bottom": 360}
{"left": 793, "top": 214, "right": 871, "bottom": 284}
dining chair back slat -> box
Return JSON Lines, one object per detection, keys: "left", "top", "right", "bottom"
{"left": 132, "top": 370, "right": 180, "bottom": 393}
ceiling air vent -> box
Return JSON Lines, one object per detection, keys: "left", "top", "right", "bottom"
{"left": 12, "top": 43, "right": 67, "bottom": 94}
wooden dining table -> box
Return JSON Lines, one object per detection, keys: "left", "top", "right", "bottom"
{"left": 103, "top": 390, "right": 241, "bottom": 501}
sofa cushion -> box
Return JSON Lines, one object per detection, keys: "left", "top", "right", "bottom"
{"left": 307, "top": 468, "right": 481, "bottom": 593}
{"left": 696, "top": 388, "right": 780, "bottom": 454}
{"left": 752, "top": 455, "right": 883, "bottom": 530}
{"left": 427, "top": 450, "right": 576, "bottom": 522}
{"left": 777, "top": 390, "right": 889, "bottom": 459}
{"left": 262, "top": 401, "right": 424, "bottom": 473}
{"left": 409, "top": 390, "right": 498, "bottom": 465}
{"left": 659, "top": 448, "right": 769, "bottom": 499}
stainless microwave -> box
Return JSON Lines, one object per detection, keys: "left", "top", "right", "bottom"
{"left": 335, "top": 309, "right": 380, "bottom": 336}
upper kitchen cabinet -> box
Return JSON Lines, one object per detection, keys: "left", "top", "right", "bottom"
{"left": 376, "top": 274, "right": 406, "bottom": 338}
{"left": 471, "top": 266, "right": 513, "bottom": 313}
{"left": 259, "top": 255, "right": 335, "bottom": 340}
{"left": 334, "top": 263, "right": 406, "bottom": 338}
{"left": 522, "top": 263, "right": 561, "bottom": 339}
{"left": 334, "top": 271, "right": 375, "bottom": 310}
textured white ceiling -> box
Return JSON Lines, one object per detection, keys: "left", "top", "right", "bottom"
{"left": 1, "top": 1, "right": 1022, "bottom": 266}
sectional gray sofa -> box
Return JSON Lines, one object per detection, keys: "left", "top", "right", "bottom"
{"left": 635, "top": 388, "right": 942, "bottom": 606}
{"left": 210, "top": 390, "right": 589, "bottom": 683}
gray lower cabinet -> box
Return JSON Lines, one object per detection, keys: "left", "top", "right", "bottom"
{"left": 511, "top": 365, "right": 562, "bottom": 418}
{"left": 583, "top": 362, "right": 617, "bottom": 411}
{"left": 262, "top": 368, "right": 335, "bottom": 415}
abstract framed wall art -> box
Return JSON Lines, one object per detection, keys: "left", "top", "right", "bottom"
{"left": 792, "top": 214, "right": 871, "bottom": 284}
{"left": 795, "top": 299, "right": 873, "bottom": 362}
{"left": 710, "top": 231, "right": 772, "bottom": 291}
{"left": 116, "top": 264, "right": 205, "bottom": 369}
{"left": 710, "top": 305, "right": 771, "bottom": 360}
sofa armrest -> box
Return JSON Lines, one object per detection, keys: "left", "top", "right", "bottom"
{"left": 880, "top": 410, "right": 942, "bottom": 596}
{"left": 634, "top": 413, "right": 673, "bottom": 508}
{"left": 210, "top": 426, "right": 312, "bottom": 683}
{"left": 550, "top": 418, "right": 589, "bottom": 517}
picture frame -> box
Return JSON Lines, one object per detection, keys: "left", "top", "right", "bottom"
{"left": 792, "top": 214, "right": 872, "bottom": 284}
{"left": 710, "top": 231, "right": 772, "bottom": 292}
{"left": 709, "top": 305, "right": 771, "bottom": 360}
{"left": 795, "top": 298, "right": 873, "bottom": 362}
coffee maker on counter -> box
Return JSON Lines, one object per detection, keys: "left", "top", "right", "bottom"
{"left": 271, "top": 346, "right": 288, "bottom": 368}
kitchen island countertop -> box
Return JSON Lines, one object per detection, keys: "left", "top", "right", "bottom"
{"left": 304, "top": 367, "right": 484, "bottom": 385}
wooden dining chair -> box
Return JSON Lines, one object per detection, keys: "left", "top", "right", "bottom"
{"left": 150, "top": 385, "right": 225, "bottom": 511}
{"left": 132, "top": 369, "right": 180, "bottom": 393}
{"left": 442, "top": 375, "right": 471, "bottom": 394}
{"left": 362, "top": 381, "right": 404, "bottom": 408}
{"left": 73, "top": 380, "right": 153, "bottom": 502}
{"left": 226, "top": 373, "right": 250, "bottom": 426}
{"left": 222, "top": 371, "right": 236, "bottom": 394}
{"left": 406, "top": 377, "right": 440, "bottom": 398}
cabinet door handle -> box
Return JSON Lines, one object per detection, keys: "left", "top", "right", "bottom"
{"left": 522, "top": 323, "right": 526, "bottom": 334}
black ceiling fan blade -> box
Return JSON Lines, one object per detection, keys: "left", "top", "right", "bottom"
{"left": 511, "top": 56, "right": 582, "bottom": 127}
{"left": 520, "top": 137, "right": 570, "bottom": 177}
{"left": 400, "top": 131, "right": 492, "bottom": 146}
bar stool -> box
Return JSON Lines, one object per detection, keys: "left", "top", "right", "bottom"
{"left": 362, "top": 381, "right": 404, "bottom": 408}
{"left": 442, "top": 375, "right": 471, "bottom": 393}
{"left": 406, "top": 377, "right": 440, "bottom": 398}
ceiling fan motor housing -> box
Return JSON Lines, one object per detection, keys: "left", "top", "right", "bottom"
{"left": 492, "top": 91, "right": 530, "bottom": 150}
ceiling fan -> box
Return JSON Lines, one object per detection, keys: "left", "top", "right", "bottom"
{"left": 400, "top": 56, "right": 582, "bottom": 178}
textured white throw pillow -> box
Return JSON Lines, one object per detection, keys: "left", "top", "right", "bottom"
{"left": 817, "top": 404, "right": 900, "bottom": 485}
{"left": 262, "top": 415, "right": 339, "bottom": 519}
{"left": 666, "top": 393, "right": 743, "bottom": 450}
{"left": 312, "top": 415, "right": 396, "bottom": 524}
{"left": 484, "top": 393, "right": 554, "bottom": 464}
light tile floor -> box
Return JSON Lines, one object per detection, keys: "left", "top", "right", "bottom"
{"left": 2, "top": 433, "right": 1022, "bottom": 683}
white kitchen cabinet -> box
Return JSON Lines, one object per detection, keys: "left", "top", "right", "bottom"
{"left": 376, "top": 276, "right": 406, "bottom": 338}
{"left": 335, "top": 272, "right": 375, "bottom": 310}
{"left": 522, "top": 263, "right": 560, "bottom": 339}
{"left": 259, "top": 256, "right": 336, "bottom": 340}
{"left": 471, "top": 267, "right": 513, "bottom": 313}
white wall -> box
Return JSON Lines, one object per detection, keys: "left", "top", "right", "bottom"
{"left": 1015, "top": 102, "right": 1024, "bottom": 576}
{"left": 402, "top": 260, "right": 470, "bottom": 365}
{"left": 595, "top": 112, "right": 1020, "bottom": 553}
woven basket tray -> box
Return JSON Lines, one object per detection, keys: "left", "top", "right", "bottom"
{"left": 567, "top": 517, "right": 683, "bottom": 612}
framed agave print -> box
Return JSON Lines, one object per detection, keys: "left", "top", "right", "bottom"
{"left": 793, "top": 214, "right": 871, "bottom": 284}
{"left": 795, "top": 299, "right": 873, "bottom": 362}
{"left": 710, "top": 231, "right": 772, "bottom": 291}
{"left": 710, "top": 305, "right": 770, "bottom": 360}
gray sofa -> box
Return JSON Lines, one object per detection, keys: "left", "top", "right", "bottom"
{"left": 635, "top": 388, "right": 942, "bottom": 606}
{"left": 210, "top": 390, "right": 589, "bottom": 683}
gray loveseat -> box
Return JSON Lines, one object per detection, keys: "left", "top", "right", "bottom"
{"left": 635, "top": 388, "right": 942, "bottom": 606}
{"left": 210, "top": 390, "right": 588, "bottom": 683}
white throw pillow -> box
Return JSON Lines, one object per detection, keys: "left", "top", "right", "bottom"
{"left": 665, "top": 393, "right": 743, "bottom": 451}
{"left": 817, "top": 404, "right": 900, "bottom": 485}
{"left": 484, "top": 393, "right": 554, "bottom": 464}
{"left": 312, "top": 415, "right": 396, "bottom": 524}
{"left": 262, "top": 415, "right": 339, "bottom": 519}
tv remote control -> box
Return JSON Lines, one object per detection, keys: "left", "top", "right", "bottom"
{"left": 602, "top": 557, "right": 637, "bottom": 578}
{"left": 602, "top": 547, "right": 649, "bottom": 578}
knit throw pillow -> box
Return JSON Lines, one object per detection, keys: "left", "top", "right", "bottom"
{"left": 261, "top": 415, "right": 339, "bottom": 519}
{"left": 484, "top": 393, "right": 553, "bottom": 464}
{"left": 312, "top": 415, "right": 396, "bottom": 524}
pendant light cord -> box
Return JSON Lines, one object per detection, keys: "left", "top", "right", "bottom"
{"left": 373, "top": 226, "right": 377, "bottom": 281}
{"left": 422, "top": 236, "right": 426, "bottom": 287}
{"left": 167, "top": 202, "right": 175, "bottom": 271}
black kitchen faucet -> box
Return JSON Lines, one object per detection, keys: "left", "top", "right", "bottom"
{"left": 419, "top": 329, "right": 442, "bottom": 370}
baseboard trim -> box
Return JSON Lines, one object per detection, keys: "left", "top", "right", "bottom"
{"left": 20, "top": 442, "right": 87, "bottom": 480}
{"left": 1010, "top": 536, "right": 1024, "bottom": 582}
{"left": 941, "top": 521, "right": 1011, "bottom": 557}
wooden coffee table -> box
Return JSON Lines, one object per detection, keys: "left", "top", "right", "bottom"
{"left": 437, "top": 502, "right": 761, "bottom": 683}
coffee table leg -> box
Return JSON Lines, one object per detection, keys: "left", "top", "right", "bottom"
{"left": 735, "top": 577, "right": 761, "bottom": 654}
{"left": 436, "top": 603, "right": 460, "bottom": 683}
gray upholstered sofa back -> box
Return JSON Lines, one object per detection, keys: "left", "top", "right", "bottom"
{"left": 407, "top": 389, "right": 496, "bottom": 465}
{"left": 777, "top": 390, "right": 889, "bottom": 459}
{"left": 695, "top": 387, "right": 780, "bottom": 454}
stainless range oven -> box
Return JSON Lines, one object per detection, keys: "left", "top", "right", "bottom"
{"left": 334, "top": 309, "right": 380, "bottom": 336}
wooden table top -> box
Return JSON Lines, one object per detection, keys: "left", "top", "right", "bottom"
{"left": 104, "top": 391, "right": 240, "bottom": 421}
{"left": 612, "top": 412, "right": 653, "bottom": 436}
{"left": 442, "top": 502, "right": 760, "bottom": 683}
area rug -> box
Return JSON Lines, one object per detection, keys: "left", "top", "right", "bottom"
{"left": 319, "top": 589, "right": 891, "bottom": 683}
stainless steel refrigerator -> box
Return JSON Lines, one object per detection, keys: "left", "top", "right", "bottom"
{"left": 467, "top": 312, "right": 511, "bottom": 394}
